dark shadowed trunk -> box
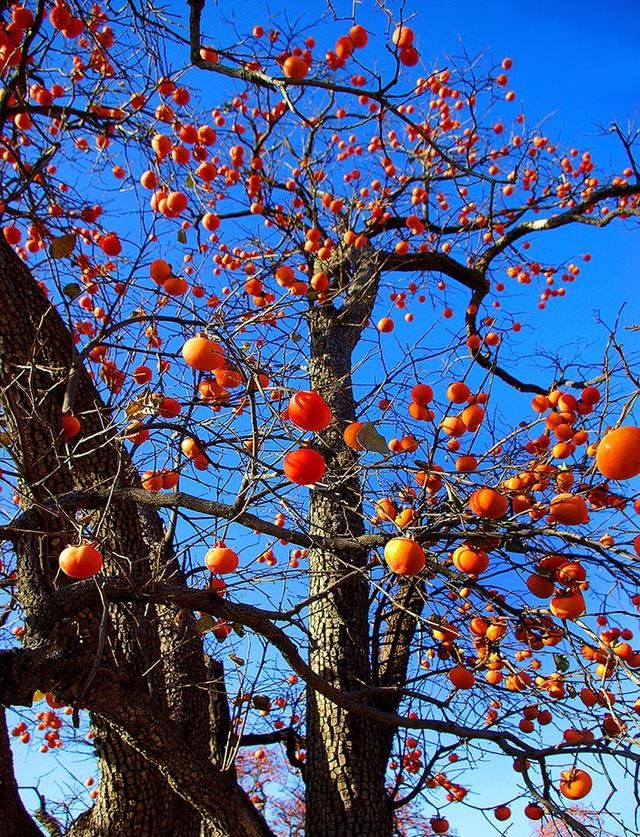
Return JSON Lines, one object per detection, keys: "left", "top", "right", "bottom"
{"left": 0, "top": 238, "right": 269, "bottom": 837}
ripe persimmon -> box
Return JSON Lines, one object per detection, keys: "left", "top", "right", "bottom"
{"left": 149, "top": 258, "right": 171, "bottom": 284}
{"left": 132, "top": 365, "right": 152, "bottom": 384}
{"left": 392, "top": 25, "right": 414, "bottom": 49}
{"left": 548, "top": 493, "right": 588, "bottom": 526}
{"left": 399, "top": 46, "right": 419, "bottom": 67}
{"left": 163, "top": 276, "right": 188, "bottom": 295}
{"left": 343, "top": 421, "right": 364, "bottom": 450}
{"left": 550, "top": 589, "right": 585, "bottom": 620}
{"left": 504, "top": 672, "right": 531, "bottom": 691}
{"left": 455, "top": 455, "right": 477, "bottom": 472}
{"left": 375, "top": 498, "right": 397, "bottom": 521}
{"left": 205, "top": 545, "right": 239, "bottom": 574}
{"left": 288, "top": 391, "right": 332, "bottom": 432}
{"left": 199, "top": 46, "right": 219, "bottom": 63}
{"left": 156, "top": 396, "right": 181, "bottom": 418}
{"left": 446, "top": 382, "right": 470, "bottom": 403}
{"left": 59, "top": 544, "right": 103, "bottom": 579}
{"left": 411, "top": 383, "right": 434, "bottom": 404}
{"left": 100, "top": 233, "right": 122, "bottom": 256}
{"left": 461, "top": 404, "right": 484, "bottom": 432}
{"left": 383, "top": 538, "right": 426, "bottom": 575}
{"left": 494, "top": 806, "right": 511, "bottom": 821}
{"left": 61, "top": 415, "right": 81, "bottom": 439}
{"left": 49, "top": 4, "right": 72, "bottom": 31}
{"left": 559, "top": 768, "right": 592, "bottom": 800}
{"left": 526, "top": 574, "right": 555, "bottom": 598}
{"left": 452, "top": 544, "right": 489, "bottom": 575}
{"left": 440, "top": 416, "right": 466, "bottom": 437}
{"left": 124, "top": 422, "right": 149, "bottom": 445}
{"left": 335, "top": 36, "right": 354, "bottom": 60}
{"left": 581, "top": 386, "right": 601, "bottom": 404}
{"left": 141, "top": 471, "right": 163, "bottom": 490}
{"left": 181, "top": 438, "right": 204, "bottom": 460}
{"left": 469, "top": 487, "right": 509, "bottom": 519}
{"left": 596, "top": 426, "right": 640, "bottom": 481}
{"left": 282, "top": 56, "right": 309, "bottom": 80}
{"left": 449, "top": 666, "right": 474, "bottom": 689}
{"left": 395, "top": 508, "right": 414, "bottom": 528}
{"left": 409, "top": 402, "right": 433, "bottom": 421}
{"left": 283, "top": 448, "right": 326, "bottom": 484}
{"left": 161, "top": 470, "right": 179, "bottom": 489}
{"left": 349, "top": 25, "right": 368, "bottom": 49}
{"left": 166, "top": 191, "right": 187, "bottom": 214}
{"left": 524, "top": 803, "right": 544, "bottom": 820}
{"left": 182, "top": 336, "right": 225, "bottom": 371}
{"left": 431, "top": 620, "right": 459, "bottom": 643}
{"left": 556, "top": 561, "right": 586, "bottom": 584}
{"left": 202, "top": 213, "right": 220, "bottom": 231}
{"left": 215, "top": 368, "right": 243, "bottom": 389}
{"left": 469, "top": 617, "right": 488, "bottom": 636}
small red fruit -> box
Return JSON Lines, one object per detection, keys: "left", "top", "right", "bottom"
{"left": 61, "top": 415, "right": 81, "bottom": 439}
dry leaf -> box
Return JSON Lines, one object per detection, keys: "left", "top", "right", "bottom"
{"left": 356, "top": 422, "right": 388, "bottom": 455}
{"left": 63, "top": 282, "right": 82, "bottom": 299}
{"left": 49, "top": 233, "right": 77, "bottom": 259}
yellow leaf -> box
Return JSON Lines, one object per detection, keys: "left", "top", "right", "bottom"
{"left": 195, "top": 614, "right": 215, "bottom": 634}
{"left": 125, "top": 393, "right": 155, "bottom": 418}
{"left": 125, "top": 400, "right": 145, "bottom": 418}
{"left": 49, "top": 233, "right": 77, "bottom": 259}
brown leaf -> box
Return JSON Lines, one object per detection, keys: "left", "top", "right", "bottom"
{"left": 195, "top": 614, "right": 215, "bottom": 634}
{"left": 356, "top": 422, "right": 388, "bottom": 455}
{"left": 49, "top": 233, "right": 77, "bottom": 259}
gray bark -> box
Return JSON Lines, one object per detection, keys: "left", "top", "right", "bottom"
{"left": 305, "top": 267, "right": 394, "bottom": 836}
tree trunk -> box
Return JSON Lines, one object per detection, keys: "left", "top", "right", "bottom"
{"left": 0, "top": 238, "right": 261, "bottom": 836}
{"left": 305, "top": 301, "right": 393, "bottom": 837}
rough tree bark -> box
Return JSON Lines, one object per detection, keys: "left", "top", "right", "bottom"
{"left": 305, "top": 255, "right": 397, "bottom": 837}
{"left": 0, "top": 237, "right": 269, "bottom": 836}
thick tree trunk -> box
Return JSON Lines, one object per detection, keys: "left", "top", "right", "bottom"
{"left": 0, "top": 238, "right": 196, "bottom": 836}
{"left": 305, "top": 302, "right": 393, "bottom": 837}
{"left": 0, "top": 238, "right": 262, "bottom": 836}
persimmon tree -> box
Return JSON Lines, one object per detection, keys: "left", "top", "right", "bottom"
{"left": 0, "top": 2, "right": 639, "bottom": 836}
